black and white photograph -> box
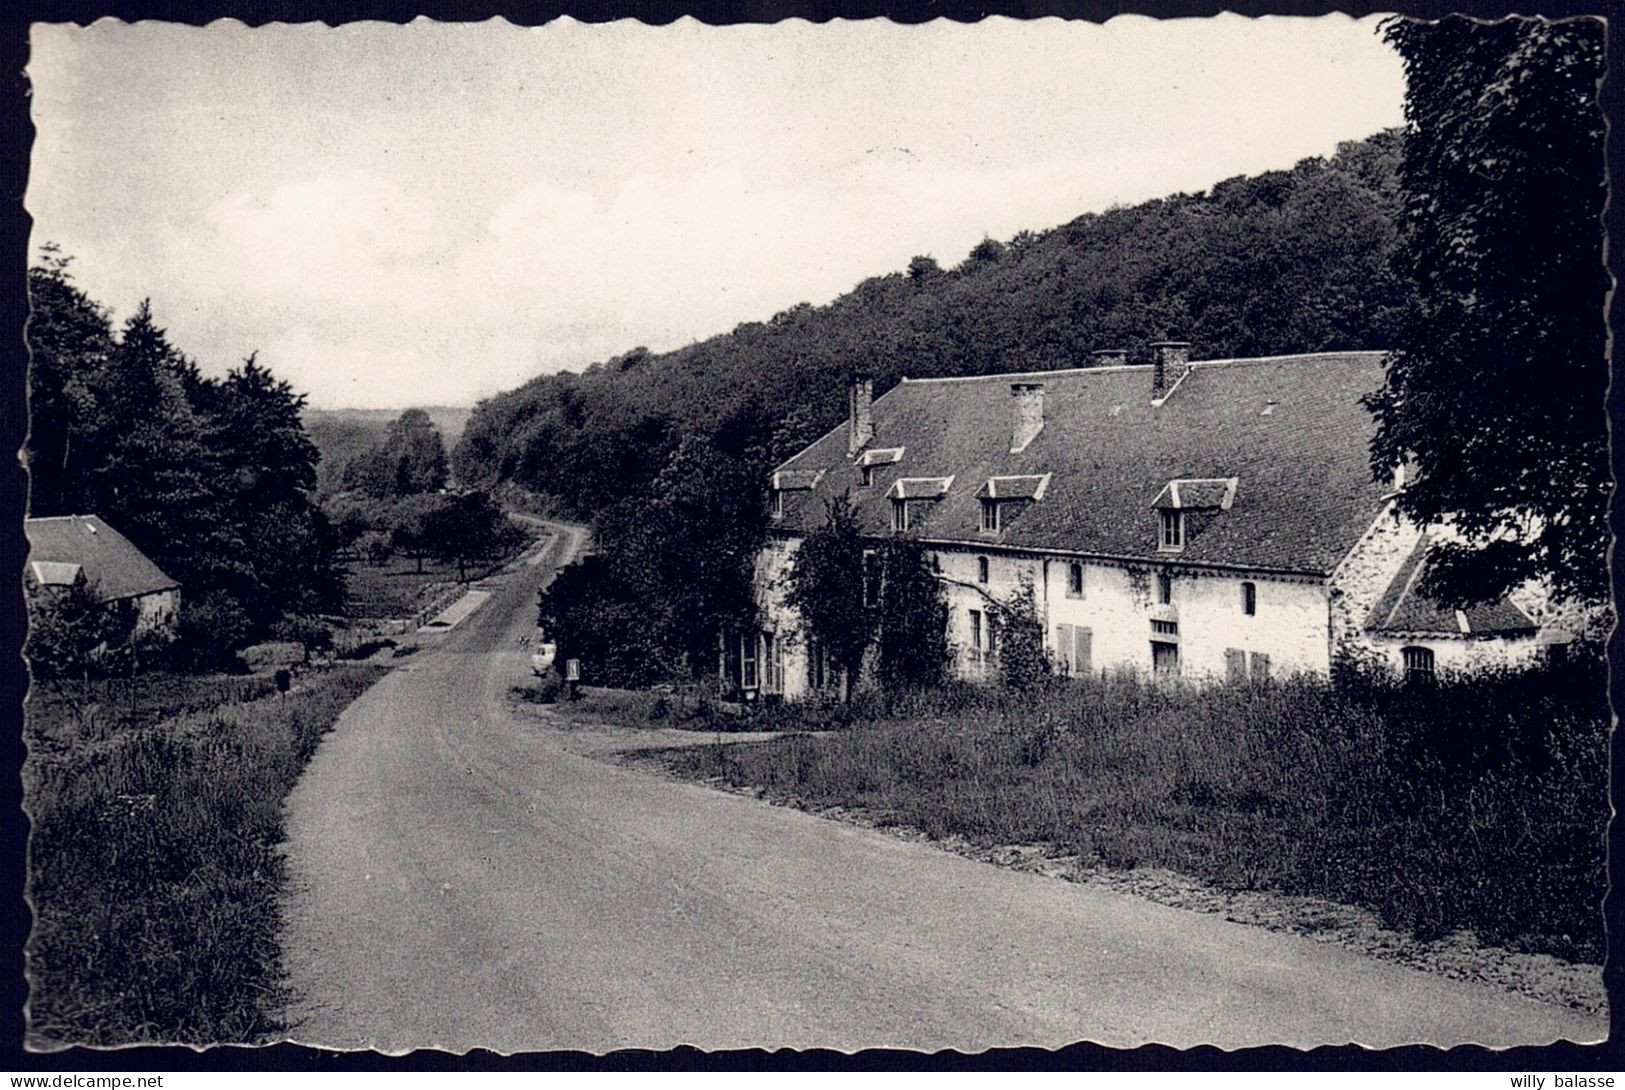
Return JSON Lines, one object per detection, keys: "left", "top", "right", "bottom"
{"left": 14, "top": 8, "right": 1614, "bottom": 1064}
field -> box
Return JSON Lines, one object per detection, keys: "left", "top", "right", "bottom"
{"left": 655, "top": 657, "right": 1609, "bottom": 966}
{"left": 24, "top": 664, "right": 388, "bottom": 1046}
{"left": 338, "top": 522, "right": 542, "bottom": 621}
{"left": 340, "top": 554, "right": 466, "bottom": 621}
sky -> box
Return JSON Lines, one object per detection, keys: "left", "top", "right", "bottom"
{"left": 28, "top": 16, "right": 1405, "bottom": 410}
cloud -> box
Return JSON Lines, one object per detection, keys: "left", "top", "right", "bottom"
{"left": 195, "top": 173, "right": 446, "bottom": 308}
{"left": 28, "top": 17, "right": 1404, "bottom": 408}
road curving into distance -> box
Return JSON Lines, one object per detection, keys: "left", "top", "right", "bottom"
{"left": 279, "top": 520, "right": 1605, "bottom": 1054}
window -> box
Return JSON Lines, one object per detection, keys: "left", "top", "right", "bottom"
{"left": 977, "top": 556, "right": 989, "bottom": 584}
{"left": 1056, "top": 623, "right": 1093, "bottom": 677}
{"left": 808, "top": 637, "right": 829, "bottom": 690}
{"left": 1241, "top": 581, "right": 1256, "bottom": 615}
{"left": 1151, "top": 619, "right": 1178, "bottom": 636}
{"left": 892, "top": 499, "right": 909, "bottom": 532}
{"left": 862, "top": 549, "right": 882, "bottom": 607}
{"left": 771, "top": 490, "right": 784, "bottom": 519}
{"left": 980, "top": 499, "right": 1001, "bottom": 533}
{"left": 860, "top": 465, "right": 875, "bottom": 487}
{"left": 1066, "top": 561, "right": 1084, "bottom": 598}
{"left": 761, "top": 632, "right": 777, "bottom": 692}
{"left": 1159, "top": 509, "right": 1184, "bottom": 551}
{"left": 1249, "top": 651, "right": 1271, "bottom": 683}
{"left": 761, "top": 632, "right": 786, "bottom": 694}
{"left": 1157, "top": 571, "right": 1173, "bottom": 605}
{"left": 968, "top": 608, "right": 985, "bottom": 666}
{"left": 1152, "top": 640, "right": 1179, "bottom": 677}
{"left": 1401, "top": 646, "right": 1435, "bottom": 684}
{"left": 740, "top": 632, "right": 759, "bottom": 690}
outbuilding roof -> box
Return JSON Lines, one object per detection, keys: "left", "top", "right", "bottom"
{"left": 25, "top": 515, "right": 179, "bottom": 601}
{"left": 771, "top": 352, "right": 1395, "bottom": 575}
{"left": 1365, "top": 534, "right": 1537, "bottom": 638}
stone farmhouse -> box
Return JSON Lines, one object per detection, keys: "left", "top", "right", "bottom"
{"left": 742, "top": 344, "right": 1570, "bottom": 701}
{"left": 25, "top": 514, "right": 182, "bottom": 643}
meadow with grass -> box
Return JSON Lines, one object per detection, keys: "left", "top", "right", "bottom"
{"left": 24, "top": 665, "right": 386, "bottom": 1046}
{"left": 656, "top": 657, "right": 1608, "bottom": 966}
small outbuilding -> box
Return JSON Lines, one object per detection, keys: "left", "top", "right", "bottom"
{"left": 25, "top": 514, "right": 182, "bottom": 641}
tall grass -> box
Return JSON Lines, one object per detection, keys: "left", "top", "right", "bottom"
{"left": 24, "top": 665, "right": 386, "bottom": 1046}
{"left": 667, "top": 656, "right": 1608, "bottom": 963}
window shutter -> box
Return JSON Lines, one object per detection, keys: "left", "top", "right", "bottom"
{"left": 1225, "top": 648, "right": 1247, "bottom": 682}
{"left": 1073, "top": 626, "right": 1092, "bottom": 677}
{"left": 1249, "top": 651, "right": 1271, "bottom": 682}
{"left": 1056, "top": 623, "right": 1074, "bottom": 674}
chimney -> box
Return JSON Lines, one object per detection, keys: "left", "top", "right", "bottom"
{"left": 1150, "top": 341, "right": 1192, "bottom": 400}
{"left": 1010, "top": 382, "right": 1045, "bottom": 453}
{"left": 848, "top": 372, "right": 874, "bottom": 455}
{"left": 1090, "top": 348, "right": 1128, "bottom": 368}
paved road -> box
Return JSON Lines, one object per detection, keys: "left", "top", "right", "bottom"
{"left": 280, "top": 523, "right": 1604, "bottom": 1053}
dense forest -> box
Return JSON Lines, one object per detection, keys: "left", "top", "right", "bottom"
{"left": 455, "top": 129, "right": 1403, "bottom": 519}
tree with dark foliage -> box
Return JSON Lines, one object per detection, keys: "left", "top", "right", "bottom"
{"left": 24, "top": 247, "right": 114, "bottom": 518}
{"left": 1368, "top": 17, "right": 1607, "bottom": 605}
{"left": 783, "top": 497, "right": 876, "bottom": 702}
{"left": 425, "top": 490, "right": 523, "bottom": 582}
{"left": 873, "top": 537, "right": 951, "bottom": 692}
{"left": 25, "top": 253, "right": 341, "bottom": 661}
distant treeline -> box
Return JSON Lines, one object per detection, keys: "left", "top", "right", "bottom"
{"left": 455, "top": 130, "right": 1402, "bottom": 519}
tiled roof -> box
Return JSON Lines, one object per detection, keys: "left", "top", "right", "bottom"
{"left": 1151, "top": 478, "right": 1238, "bottom": 511}
{"left": 772, "top": 469, "right": 824, "bottom": 491}
{"left": 887, "top": 476, "right": 954, "bottom": 501}
{"left": 857, "top": 447, "right": 905, "bottom": 468}
{"left": 25, "top": 515, "right": 179, "bottom": 601}
{"left": 772, "top": 352, "right": 1395, "bottom": 575}
{"left": 1366, "top": 534, "right": 1537, "bottom": 637}
{"left": 976, "top": 474, "right": 1051, "bottom": 501}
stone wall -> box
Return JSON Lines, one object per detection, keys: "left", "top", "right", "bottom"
{"left": 1327, "top": 502, "right": 1422, "bottom": 669}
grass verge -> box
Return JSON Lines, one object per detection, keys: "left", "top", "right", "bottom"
{"left": 24, "top": 665, "right": 387, "bottom": 1046}
{"left": 658, "top": 657, "right": 1608, "bottom": 965}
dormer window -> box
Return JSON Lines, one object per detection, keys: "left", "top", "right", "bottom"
{"left": 1151, "top": 477, "right": 1236, "bottom": 553}
{"left": 886, "top": 476, "right": 951, "bottom": 534}
{"left": 857, "top": 447, "right": 905, "bottom": 489}
{"left": 1159, "top": 509, "right": 1184, "bottom": 551}
{"left": 975, "top": 475, "right": 1049, "bottom": 537}
{"left": 769, "top": 468, "right": 824, "bottom": 517}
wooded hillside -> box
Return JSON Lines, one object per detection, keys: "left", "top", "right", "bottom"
{"left": 455, "top": 130, "right": 1403, "bottom": 518}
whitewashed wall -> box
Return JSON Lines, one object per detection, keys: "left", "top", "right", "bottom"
{"left": 133, "top": 588, "right": 181, "bottom": 640}
{"left": 936, "top": 546, "right": 1330, "bottom": 682}
{"left": 755, "top": 535, "right": 812, "bottom": 699}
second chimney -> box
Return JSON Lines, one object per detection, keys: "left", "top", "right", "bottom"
{"left": 1090, "top": 348, "right": 1128, "bottom": 368}
{"left": 1150, "top": 341, "right": 1192, "bottom": 400}
{"left": 1010, "top": 382, "right": 1045, "bottom": 453}
{"left": 848, "top": 372, "right": 874, "bottom": 455}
